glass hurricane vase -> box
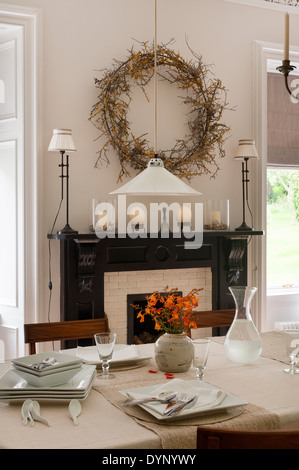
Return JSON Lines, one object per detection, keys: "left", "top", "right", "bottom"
{"left": 224, "top": 286, "right": 262, "bottom": 364}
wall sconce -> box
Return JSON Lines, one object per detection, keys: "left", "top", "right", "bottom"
{"left": 277, "top": 12, "right": 299, "bottom": 101}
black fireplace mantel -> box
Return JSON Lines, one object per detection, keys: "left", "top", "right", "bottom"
{"left": 48, "top": 230, "right": 264, "bottom": 325}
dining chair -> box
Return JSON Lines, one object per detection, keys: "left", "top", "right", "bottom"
{"left": 197, "top": 427, "right": 299, "bottom": 449}
{"left": 186, "top": 309, "right": 235, "bottom": 336}
{"left": 24, "top": 317, "right": 109, "bottom": 354}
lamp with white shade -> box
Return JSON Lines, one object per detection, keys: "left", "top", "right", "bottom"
{"left": 48, "top": 128, "right": 78, "bottom": 234}
{"left": 234, "top": 139, "right": 259, "bottom": 231}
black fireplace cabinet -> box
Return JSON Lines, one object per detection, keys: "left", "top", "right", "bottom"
{"left": 48, "top": 230, "right": 263, "bottom": 326}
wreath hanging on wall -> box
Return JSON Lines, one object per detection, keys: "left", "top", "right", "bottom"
{"left": 89, "top": 41, "right": 231, "bottom": 182}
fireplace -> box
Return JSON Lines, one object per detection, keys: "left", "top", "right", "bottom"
{"left": 127, "top": 291, "right": 183, "bottom": 344}
{"left": 49, "top": 230, "right": 263, "bottom": 345}
{"left": 104, "top": 267, "right": 212, "bottom": 344}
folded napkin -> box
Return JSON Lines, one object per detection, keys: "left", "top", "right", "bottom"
{"left": 126, "top": 378, "right": 227, "bottom": 417}
{"left": 76, "top": 345, "right": 139, "bottom": 364}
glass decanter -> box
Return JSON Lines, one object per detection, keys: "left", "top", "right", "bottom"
{"left": 224, "top": 286, "right": 262, "bottom": 364}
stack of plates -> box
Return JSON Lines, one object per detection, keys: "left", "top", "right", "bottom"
{"left": 0, "top": 352, "right": 96, "bottom": 403}
{"left": 11, "top": 352, "right": 83, "bottom": 387}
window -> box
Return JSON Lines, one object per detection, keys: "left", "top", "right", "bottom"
{"left": 267, "top": 70, "right": 299, "bottom": 292}
{"left": 267, "top": 168, "right": 299, "bottom": 289}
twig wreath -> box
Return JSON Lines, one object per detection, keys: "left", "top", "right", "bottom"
{"left": 89, "top": 41, "right": 231, "bottom": 182}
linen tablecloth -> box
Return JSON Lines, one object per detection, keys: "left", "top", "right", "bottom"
{"left": 0, "top": 331, "right": 297, "bottom": 449}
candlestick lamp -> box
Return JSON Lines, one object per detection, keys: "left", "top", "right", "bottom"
{"left": 48, "top": 128, "right": 78, "bottom": 234}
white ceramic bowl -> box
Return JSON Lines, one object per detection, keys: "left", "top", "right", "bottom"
{"left": 13, "top": 365, "right": 82, "bottom": 387}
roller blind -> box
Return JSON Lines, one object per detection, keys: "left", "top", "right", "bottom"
{"left": 267, "top": 72, "right": 299, "bottom": 168}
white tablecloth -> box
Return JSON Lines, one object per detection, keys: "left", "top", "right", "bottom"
{"left": 0, "top": 332, "right": 298, "bottom": 449}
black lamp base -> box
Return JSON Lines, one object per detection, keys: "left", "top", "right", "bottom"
{"left": 235, "top": 222, "right": 253, "bottom": 231}
{"left": 57, "top": 224, "right": 78, "bottom": 235}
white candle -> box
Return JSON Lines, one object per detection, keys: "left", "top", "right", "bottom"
{"left": 128, "top": 205, "right": 146, "bottom": 223}
{"left": 284, "top": 12, "right": 289, "bottom": 61}
{"left": 211, "top": 211, "right": 221, "bottom": 225}
{"left": 176, "top": 204, "right": 192, "bottom": 223}
{"left": 92, "top": 199, "right": 96, "bottom": 229}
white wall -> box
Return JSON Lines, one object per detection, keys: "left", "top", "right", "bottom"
{"left": 2, "top": 0, "right": 299, "bottom": 323}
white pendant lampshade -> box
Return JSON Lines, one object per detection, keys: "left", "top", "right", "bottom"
{"left": 109, "top": 1, "right": 201, "bottom": 198}
{"left": 109, "top": 158, "right": 202, "bottom": 196}
{"left": 234, "top": 139, "right": 259, "bottom": 161}
{"left": 48, "top": 129, "right": 77, "bottom": 152}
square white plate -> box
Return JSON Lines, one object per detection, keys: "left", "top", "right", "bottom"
{"left": 60, "top": 344, "right": 152, "bottom": 367}
{"left": 0, "top": 370, "right": 96, "bottom": 403}
{"left": 13, "top": 361, "right": 81, "bottom": 377}
{"left": 120, "top": 379, "right": 247, "bottom": 421}
{"left": 0, "top": 364, "right": 96, "bottom": 393}
{"left": 12, "top": 351, "right": 82, "bottom": 374}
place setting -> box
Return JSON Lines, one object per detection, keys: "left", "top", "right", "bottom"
{"left": 120, "top": 378, "right": 247, "bottom": 422}
{"left": 60, "top": 332, "right": 151, "bottom": 372}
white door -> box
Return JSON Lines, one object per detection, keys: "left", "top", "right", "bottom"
{"left": 0, "top": 24, "right": 25, "bottom": 360}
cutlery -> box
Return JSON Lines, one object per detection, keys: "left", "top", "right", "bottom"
{"left": 163, "top": 394, "right": 198, "bottom": 417}
{"left": 164, "top": 392, "right": 189, "bottom": 411}
{"left": 122, "top": 391, "right": 177, "bottom": 407}
{"left": 69, "top": 399, "right": 81, "bottom": 425}
{"left": 29, "top": 401, "right": 51, "bottom": 427}
{"left": 28, "top": 357, "right": 58, "bottom": 370}
{"left": 21, "top": 399, "right": 34, "bottom": 426}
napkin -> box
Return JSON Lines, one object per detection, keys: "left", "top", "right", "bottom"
{"left": 125, "top": 378, "right": 227, "bottom": 417}
{"left": 76, "top": 345, "right": 139, "bottom": 364}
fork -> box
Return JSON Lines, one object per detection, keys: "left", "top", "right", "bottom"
{"left": 163, "top": 394, "right": 197, "bottom": 416}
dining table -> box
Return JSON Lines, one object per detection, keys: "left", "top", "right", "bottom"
{"left": 0, "top": 331, "right": 299, "bottom": 450}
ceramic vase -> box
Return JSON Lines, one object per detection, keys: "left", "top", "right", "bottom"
{"left": 154, "top": 333, "right": 193, "bottom": 373}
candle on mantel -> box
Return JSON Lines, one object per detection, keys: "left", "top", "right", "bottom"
{"left": 211, "top": 211, "right": 221, "bottom": 225}
{"left": 284, "top": 12, "right": 289, "bottom": 61}
{"left": 92, "top": 199, "right": 96, "bottom": 229}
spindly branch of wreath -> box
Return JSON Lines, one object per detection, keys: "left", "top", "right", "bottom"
{"left": 89, "top": 41, "right": 231, "bottom": 182}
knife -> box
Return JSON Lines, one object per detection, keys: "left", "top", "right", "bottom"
{"left": 164, "top": 395, "right": 197, "bottom": 417}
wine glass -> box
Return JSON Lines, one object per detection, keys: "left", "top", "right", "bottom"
{"left": 94, "top": 332, "right": 117, "bottom": 379}
{"left": 283, "top": 330, "right": 299, "bottom": 374}
{"left": 192, "top": 338, "right": 210, "bottom": 380}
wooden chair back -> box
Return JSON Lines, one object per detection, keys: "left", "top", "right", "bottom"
{"left": 197, "top": 427, "right": 299, "bottom": 449}
{"left": 24, "top": 317, "right": 109, "bottom": 354}
{"left": 186, "top": 309, "right": 235, "bottom": 335}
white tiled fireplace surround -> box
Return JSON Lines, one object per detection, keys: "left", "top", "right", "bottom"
{"left": 104, "top": 267, "right": 212, "bottom": 344}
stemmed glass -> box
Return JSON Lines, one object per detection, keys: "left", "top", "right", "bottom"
{"left": 94, "top": 332, "right": 117, "bottom": 379}
{"left": 283, "top": 330, "right": 299, "bottom": 374}
{"left": 192, "top": 338, "right": 210, "bottom": 380}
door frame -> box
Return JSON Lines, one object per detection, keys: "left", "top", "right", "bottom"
{"left": 0, "top": 4, "right": 43, "bottom": 353}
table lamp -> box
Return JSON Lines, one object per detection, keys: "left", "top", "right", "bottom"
{"left": 234, "top": 139, "right": 259, "bottom": 231}
{"left": 48, "top": 128, "right": 78, "bottom": 234}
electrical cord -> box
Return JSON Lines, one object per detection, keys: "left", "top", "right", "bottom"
{"left": 47, "top": 198, "right": 63, "bottom": 324}
{"left": 246, "top": 196, "right": 253, "bottom": 246}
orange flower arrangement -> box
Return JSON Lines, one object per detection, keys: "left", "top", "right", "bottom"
{"left": 136, "top": 286, "right": 202, "bottom": 334}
